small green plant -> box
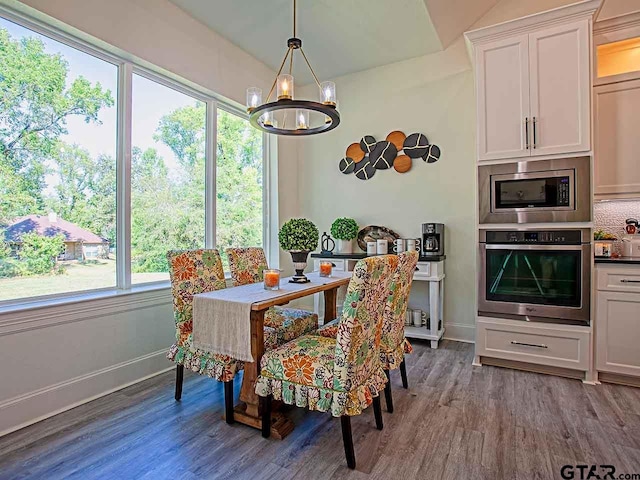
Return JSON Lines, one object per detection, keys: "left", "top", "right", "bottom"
{"left": 279, "top": 218, "right": 319, "bottom": 251}
{"left": 330, "top": 217, "right": 359, "bottom": 241}
{"left": 594, "top": 229, "right": 616, "bottom": 241}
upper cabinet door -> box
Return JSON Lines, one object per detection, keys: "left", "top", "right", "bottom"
{"left": 594, "top": 79, "right": 640, "bottom": 199}
{"left": 475, "top": 35, "right": 530, "bottom": 161}
{"left": 528, "top": 20, "right": 591, "bottom": 156}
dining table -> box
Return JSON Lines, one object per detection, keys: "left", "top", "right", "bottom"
{"left": 193, "top": 270, "right": 352, "bottom": 439}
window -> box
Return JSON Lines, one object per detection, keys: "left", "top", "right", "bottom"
{"left": 216, "top": 109, "right": 264, "bottom": 269}
{"left": 0, "top": 16, "right": 117, "bottom": 301}
{"left": 0, "top": 10, "right": 267, "bottom": 306}
{"left": 131, "top": 74, "right": 206, "bottom": 284}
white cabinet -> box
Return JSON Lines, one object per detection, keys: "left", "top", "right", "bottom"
{"left": 595, "top": 265, "right": 640, "bottom": 377}
{"left": 594, "top": 79, "right": 640, "bottom": 199}
{"left": 475, "top": 35, "right": 530, "bottom": 160}
{"left": 476, "top": 316, "right": 591, "bottom": 371}
{"left": 528, "top": 21, "right": 591, "bottom": 156}
{"left": 467, "top": 5, "right": 597, "bottom": 162}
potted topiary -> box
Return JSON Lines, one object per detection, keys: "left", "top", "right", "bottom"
{"left": 330, "top": 217, "right": 358, "bottom": 254}
{"left": 278, "top": 218, "right": 319, "bottom": 283}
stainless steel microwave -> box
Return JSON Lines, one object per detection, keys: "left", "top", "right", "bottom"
{"left": 478, "top": 157, "right": 591, "bottom": 224}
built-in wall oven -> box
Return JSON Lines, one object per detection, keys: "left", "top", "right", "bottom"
{"left": 479, "top": 229, "right": 591, "bottom": 326}
{"left": 478, "top": 157, "right": 591, "bottom": 224}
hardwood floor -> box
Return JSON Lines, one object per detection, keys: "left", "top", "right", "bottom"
{"left": 1, "top": 340, "right": 640, "bottom": 479}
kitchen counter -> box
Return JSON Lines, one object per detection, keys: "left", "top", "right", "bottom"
{"left": 310, "top": 252, "right": 446, "bottom": 262}
{"left": 595, "top": 256, "right": 640, "bottom": 265}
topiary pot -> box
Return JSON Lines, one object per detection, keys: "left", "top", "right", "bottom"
{"left": 289, "top": 250, "right": 311, "bottom": 284}
{"left": 337, "top": 239, "right": 353, "bottom": 254}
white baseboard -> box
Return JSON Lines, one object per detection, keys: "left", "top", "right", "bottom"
{"left": 0, "top": 349, "right": 172, "bottom": 437}
{"left": 443, "top": 322, "right": 475, "bottom": 343}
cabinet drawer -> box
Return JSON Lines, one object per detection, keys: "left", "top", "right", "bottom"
{"left": 477, "top": 317, "right": 590, "bottom": 370}
{"left": 597, "top": 266, "right": 640, "bottom": 293}
{"left": 414, "top": 262, "right": 431, "bottom": 277}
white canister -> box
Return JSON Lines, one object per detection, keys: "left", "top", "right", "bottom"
{"left": 405, "top": 238, "right": 421, "bottom": 252}
{"left": 412, "top": 309, "right": 422, "bottom": 327}
{"left": 376, "top": 239, "right": 388, "bottom": 254}
{"left": 366, "top": 241, "right": 377, "bottom": 256}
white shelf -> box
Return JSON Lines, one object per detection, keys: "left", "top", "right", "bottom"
{"left": 404, "top": 325, "right": 444, "bottom": 341}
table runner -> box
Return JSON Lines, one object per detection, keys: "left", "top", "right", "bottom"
{"left": 192, "top": 272, "right": 350, "bottom": 362}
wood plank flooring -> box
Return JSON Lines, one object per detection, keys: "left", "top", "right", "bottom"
{"left": 1, "top": 340, "right": 640, "bottom": 479}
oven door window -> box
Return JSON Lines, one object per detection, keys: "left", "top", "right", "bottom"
{"left": 486, "top": 249, "right": 581, "bottom": 307}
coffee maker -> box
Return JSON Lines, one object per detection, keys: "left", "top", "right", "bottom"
{"left": 421, "top": 223, "right": 444, "bottom": 257}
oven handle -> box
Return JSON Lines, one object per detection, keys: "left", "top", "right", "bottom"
{"left": 483, "top": 244, "right": 586, "bottom": 251}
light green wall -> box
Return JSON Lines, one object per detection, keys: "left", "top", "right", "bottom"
{"left": 296, "top": 38, "right": 477, "bottom": 341}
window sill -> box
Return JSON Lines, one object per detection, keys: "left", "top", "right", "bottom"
{"left": 0, "top": 271, "right": 235, "bottom": 333}
{"left": 0, "top": 283, "right": 173, "bottom": 334}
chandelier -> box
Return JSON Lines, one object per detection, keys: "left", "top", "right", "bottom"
{"left": 246, "top": 0, "right": 340, "bottom": 136}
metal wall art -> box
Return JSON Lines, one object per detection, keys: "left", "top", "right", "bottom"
{"left": 338, "top": 130, "right": 441, "bottom": 180}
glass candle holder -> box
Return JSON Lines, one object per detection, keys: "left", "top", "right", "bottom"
{"left": 296, "top": 109, "right": 309, "bottom": 130}
{"left": 246, "top": 87, "right": 262, "bottom": 112}
{"left": 319, "top": 261, "right": 333, "bottom": 277}
{"left": 261, "top": 110, "right": 273, "bottom": 127}
{"left": 277, "top": 74, "right": 293, "bottom": 100}
{"left": 263, "top": 269, "right": 280, "bottom": 290}
{"left": 319, "top": 81, "right": 336, "bottom": 106}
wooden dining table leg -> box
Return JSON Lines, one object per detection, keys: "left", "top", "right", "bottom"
{"left": 324, "top": 286, "right": 339, "bottom": 322}
{"left": 235, "top": 309, "right": 294, "bottom": 439}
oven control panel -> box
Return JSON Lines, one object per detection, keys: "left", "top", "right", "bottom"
{"left": 484, "top": 230, "right": 584, "bottom": 245}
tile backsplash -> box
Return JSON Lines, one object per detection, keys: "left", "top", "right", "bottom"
{"left": 594, "top": 200, "right": 640, "bottom": 255}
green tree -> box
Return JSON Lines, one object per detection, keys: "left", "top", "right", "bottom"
{"left": 45, "top": 143, "right": 116, "bottom": 247}
{"left": 18, "top": 232, "right": 65, "bottom": 275}
{"left": 215, "top": 109, "right": 263, "bottom": 253}
{"left": 0, "top": 28, "right": 113, "bottom": 220}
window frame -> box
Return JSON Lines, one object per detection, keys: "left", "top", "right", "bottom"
{"left": 0, "top": 6, "right": 270, "bottom": 308}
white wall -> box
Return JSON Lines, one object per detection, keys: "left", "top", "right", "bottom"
{"left": 0, "top": 0, "right": 285, "bottom": 436}
{"left": 295, "top": 38, "right": 477, "bottom": 342}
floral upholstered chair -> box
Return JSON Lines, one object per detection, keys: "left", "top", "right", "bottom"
{"left": 166, "top": 249, "right": 280, "bottom": 424}
{"left": 226, "top": 247, "right": 319, "bottom": 344}
{"left": 255, "top": 255, "right": 398, "bottom": 469}
{"left": 315, "top": 251, "right": 419, "bottom": 413}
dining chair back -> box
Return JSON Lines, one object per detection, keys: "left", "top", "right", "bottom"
{"left": 256, "top": 255, "right": 398, "bottom": 469}
{"left": 379, "top": 250, "right": 418, "bottom": 412}
{"left": 226, "top": 247, "right": 268, "bottom": 287}
{"left": 166, "top": 249, "right": 238, "bottom": 422}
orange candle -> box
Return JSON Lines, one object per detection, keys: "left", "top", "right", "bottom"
{"left": 319, "top": 261, "right": 332, "bottom": 277}
{"left": 264, "top": 269, "right": 280, "bottom": 290}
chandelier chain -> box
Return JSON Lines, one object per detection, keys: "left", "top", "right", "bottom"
{"left": 293, "top": 0, "right": 296, "bottom": 38}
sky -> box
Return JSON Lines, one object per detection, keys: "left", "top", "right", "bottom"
{"left": 0, "top": 15, "right": 204, "bottom": 181}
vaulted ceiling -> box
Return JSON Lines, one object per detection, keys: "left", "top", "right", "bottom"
{"left": 169, "top": 0, "right": 499, "bottom": 84}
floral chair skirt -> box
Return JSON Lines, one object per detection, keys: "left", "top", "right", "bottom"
{"left": 315, "top": 319, "right": 413, "bottom": 371}
{"left": 255, "top": 334, "right": 388, "bottom": 417}
{"left": 167, "top": 326, "right": 281, "bottom": 382}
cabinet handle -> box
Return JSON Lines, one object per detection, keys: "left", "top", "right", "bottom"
{"left": 524, "top": 117, "right": 530, "bottom": 149}
{"left": 510, "top": 340, "right": 548, "bottom": 349}
{"left": 532, "top": 116, "right": 537, "bottom": 149}
{"left": 621, "top": 279, "right": 640, "bottom": 283}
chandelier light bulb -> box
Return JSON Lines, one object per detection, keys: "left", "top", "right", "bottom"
{"left": 277, "top": 74, "right": 294, "bottom": 100}
{"left": 246, "top": 87, "right": 262, "bottom": 112}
